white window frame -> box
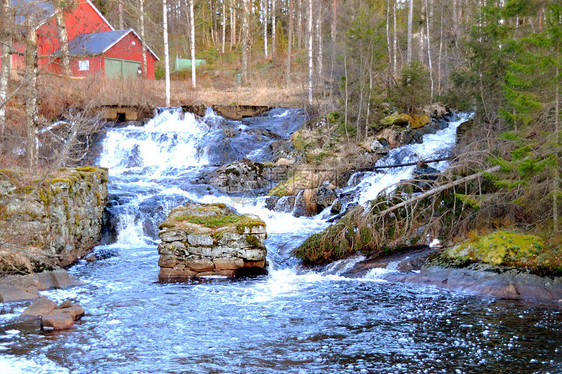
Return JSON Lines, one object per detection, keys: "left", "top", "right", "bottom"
{"left": 78, "top": 60, "right": 90, "bottom": 71}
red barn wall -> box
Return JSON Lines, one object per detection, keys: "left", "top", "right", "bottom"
{"left": 105, "top": 33, "right": 156, "bottom": 80}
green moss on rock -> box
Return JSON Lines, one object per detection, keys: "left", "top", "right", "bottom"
{"left": 441, "top": 231, "right": 561, "bottom": 274}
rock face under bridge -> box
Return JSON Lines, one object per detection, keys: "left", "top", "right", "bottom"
{"left": 157, "top": 202, "right": 267, "bottom": 281}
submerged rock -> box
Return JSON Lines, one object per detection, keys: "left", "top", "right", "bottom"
{"left": 20, "top": 298, "right": 85, "bottom": 330}
{"left": 157, "top": 202, "right": 267, "bottom": 281}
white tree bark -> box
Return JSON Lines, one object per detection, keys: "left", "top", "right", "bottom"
{"left": 241, "top": 0, "right": 250, "bottom": 86}
{"left": 24, "top": 26, "right": 38, "bottom": 168}
{"left": 386, "top": 0, "right": 392, "bottom": 86}
{"left": 222, "top": 1, "right": 226, "bottom": 54}
{"left": 263, "top": 0, "right": 268, "bottom": 58}
{"left": 55, "top": 7, "right": 71, "bottom": 76}
{"left": 315, "top": 3, "right": 322, "bottom": 91}
{"left": 139, "top": 0, "right": 147, "bottom": 78}
{"left": 118, "top": 0, "right": 124, "bottom": 29}
{"left": 297, "top": 0, "right": 302, "bottom": 48}
{"left": 0, "top": 0, "right": 10, "bottom": 134}
{"left": 163, "top": 0, "right": 171, "bottom": 106}
{"left": 407, "top": 0, "right": 413, "bottom": 64}
{"left": 307, "top": 0, "right": 313, "bottom": 104}
{"left": 230, "top": 0, "right": 236, "bottom": 49}
{"left": 271, "top": 0, "right": 276, "bottom": 58}
{"left": 426, "top": 0, "right": 434, "bottom": 98}
{"left": 393, "top": 0, "right": 398, "bottom": 77}
{"left": 419, "top": 0, "right": 426, "bottom": 63}
{"left": 286, "top": 0, "right": 293, "bottom": 85}
{"left": 189, "top": 0, "right": 196, "bottom": 88}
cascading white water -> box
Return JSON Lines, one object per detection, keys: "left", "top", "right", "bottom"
{"left": 3, "top": 110, "right": 559, "bottom": 374}
{"left": 97, "top": 109, "right": 468, "bottom": 263}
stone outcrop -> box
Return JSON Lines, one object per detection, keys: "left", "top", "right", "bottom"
{"left": 197, "top": 158, "right": 271, "bottom": 193}
{"left": 0, "top": 269, "right": 82, "bottom": 302}
{"left": 0, "top": 167, "right": 109, "bottom": 273}
{"left": 157, "top": 202, "right": 267, "bottom": 281}
{"left": 21, "top": 298, "right": 85, "bottom": 330}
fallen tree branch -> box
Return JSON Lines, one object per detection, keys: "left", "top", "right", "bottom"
{"left": 371, "top": 156, "right": 454, "bottom": 170}
{"left": 375, "top": 166, "right": 500, "bottom": 217}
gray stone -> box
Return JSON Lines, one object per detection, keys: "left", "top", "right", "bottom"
{"left": 187, "top": 234, "right": 214, "bottom": 246}
{"left": 159, "top": 230, "right": 188, "bottom": 242}
{"left": 370, "top": 140, "right": 389, "bottom": 155}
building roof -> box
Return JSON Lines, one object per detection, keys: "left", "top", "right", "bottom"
{"left": 10, "top": 0, "right": 114, "bottom": 31}
{"left": 11, "top": 0, "right": 54, "bottom": 25}
{"left": 55, "top": 29, "right": 159, "bottom": 60}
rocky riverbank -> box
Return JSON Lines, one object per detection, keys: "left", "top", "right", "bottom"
{"left": 0, "top": 167, "right": 109, "bottom": 275}
{"left": 345, "top": 246, "right": 562, "bottom": 303}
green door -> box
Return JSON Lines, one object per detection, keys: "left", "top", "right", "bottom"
{"left": 105, "top": 58, "right": 141, "bottom": 79}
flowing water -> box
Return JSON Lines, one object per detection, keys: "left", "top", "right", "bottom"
{"left": 0, "top": 109, "right": 560, "bottom": 374}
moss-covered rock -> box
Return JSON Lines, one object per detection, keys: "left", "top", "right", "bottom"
{"left": 157, "top": 202, "right": 268, "bottom": 281}
{"left": 0, "top": 167, "right": 109, "bottom": 274}
{"left": 440, "top": 231, "right": 561, "bottom": 275}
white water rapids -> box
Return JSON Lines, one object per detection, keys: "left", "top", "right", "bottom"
{"left": 1, "top": 108, "right": 559, "bottom": 374}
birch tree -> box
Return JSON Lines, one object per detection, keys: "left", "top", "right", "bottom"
{"left": 138, "top": 0, "right": 147, "bottom": 78}
{"left": 189, "top": 0, "right": 196, "bottom": 88}
{"left": 271, "top": 0, "right": 276, "bottom": 58}
{"left": 263, "top": 0, "right": 268, "bottom": 59}
{"left": 163, "top": 0, "right": 171, "bottom": 106}
{"left": 286, "top": 0, "right": 293, "bottom": 85}
{"left": 24, "top": 24, "right": 39, "bottom": 168}
{"left": 307, "top": 0, "right": 314, "bottom": 104}
{"left": 0, "top": 0, "right": 10, "bottom": 134}
{"left": 406, "top": 0, "right": 413, "bottom": 64}
{"left": 221, "top": 0, "right": 226, "bottom": 54}
{"left": 241, "top": 0, "right": 250, "bottom": 86}
{"left": 54, "top": 5, "right": 71, "bottom": 76}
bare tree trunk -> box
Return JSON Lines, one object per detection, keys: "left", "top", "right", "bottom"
{"left": 163, "top": 0, "right": 171, "bottom": 106}
{"left": 0, "top": 0, "right": 10, "bottom": 134}
{"left": 139, "top": 0, "right": 147, "bottom": 78}
{"left": 54, "top": 7, "right": 71, "bottom": 76}
{"left": 286, "top": 0, "right": 293, "bottom": 85}
{"left": 297, "top": 0, "right": 303, "bottom": 48}
{"left": 263, "top": 0, "right": 268, "bottom": 59}
{"left": 241, "top": 0, "right": 250, "bottom": 86}
{"left": 407, "top": 0, "right": 414, "bottom": 64}
{"left": 189, "top": 0, "right": 196, "bottom": 88}
{"left": 426, "top": 0, "right": 434, "bottom": 99}
{"left": 419, "top": 0, "right": 426, "bottom": 63}
{"left": 307, "top": 0, "right": 313, "bottom": 105}
{"left": 437, "top": 2, "right": 443, "bottom": 95}
{"left": 376, "top": 166, "right": 501, "bottom": 217}
{"left": 118, "top": 0, "right": 124, "bottom": 29}
{"left": 24, "top": 26, "right": 38, "bottom": 169}
{"left": 393, "top": 0, "right": 398, "bottom": 77}
{"left": 330, "top": 0, "right": 337, "bottom": 98}
{"left": 231, "top": 0, "right": 236, "bottom": 48}
{"left": 221, "top": 1, "right": 226, "bottom": 54}
{"left": 386, "top": 0, "right": 392, "bottom": 89}
{"left": 315, "top": 3, "right": 322, "bottom": 93}
{"left": 271, "top": 0, "right": 276, "bottom": 58}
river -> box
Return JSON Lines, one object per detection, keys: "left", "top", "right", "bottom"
{"left": 0, "top": 108, "right": 560, "bottom": 373}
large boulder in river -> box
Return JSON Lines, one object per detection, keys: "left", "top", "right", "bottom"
{"left": 157, "top": 202, "right": 267, "bottom": 281}
{"left": 203, "top": 158, "right": 271, "bottom": 193}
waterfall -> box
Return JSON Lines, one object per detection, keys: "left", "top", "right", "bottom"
{"left": 96, "top": 108, "right": 467, "bottom": 267}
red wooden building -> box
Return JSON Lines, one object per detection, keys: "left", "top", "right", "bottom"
{"left": 3, "top": 0, "right": 158, "bottom": 79}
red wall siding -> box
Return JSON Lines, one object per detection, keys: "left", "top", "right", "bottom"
{"left": 36, "top": 0, "right": 112, "bottom": 71}
{"left": 104, "top": 33, "right": 156, "bottom": 80}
